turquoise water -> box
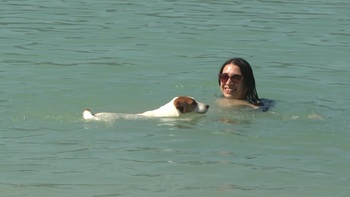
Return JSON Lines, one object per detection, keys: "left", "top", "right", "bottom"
{"left": 1, "top": 0, "right": 350, "bottom": 196}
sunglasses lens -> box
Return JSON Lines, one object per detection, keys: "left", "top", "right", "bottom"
{"left": 232, "top": 75, "right": 242, "bottom": 81}
{"left": 219, "top": 74, "right": 242, "bottom": 82}
{"left": 219, "top": 74, "right": 229, "bottom": 81}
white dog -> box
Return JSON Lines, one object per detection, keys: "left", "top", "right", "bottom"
{"left": 83, "top": 96, "right": 209, "bottom": 121}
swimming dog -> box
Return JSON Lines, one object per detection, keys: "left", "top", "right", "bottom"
{"left": 83, "top": 96, "right": 209, "bottom": 121}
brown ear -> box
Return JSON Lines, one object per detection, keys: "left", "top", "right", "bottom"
{"left": 174, "top": 97, "right": 194, "bottom": 113}
{"left": 175, "top": 99, "right": 187, "bottom": 113}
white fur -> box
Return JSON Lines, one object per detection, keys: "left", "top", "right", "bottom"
{"left": 83, "top": 96, "right": 209, "bottom": 121}
{"left": 138, "top": 97, "right": 208, "bottom": 117}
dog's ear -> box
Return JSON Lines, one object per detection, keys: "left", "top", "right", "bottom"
{"left": 174, "top": 97, "right": 195, "bottom": 113}
{"left": 175, "top": 100, "right": 187, "bottom": 113}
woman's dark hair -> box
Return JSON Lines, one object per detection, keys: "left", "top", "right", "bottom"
{"left": 218, "top": 58, "right": 261, "bottom": 105}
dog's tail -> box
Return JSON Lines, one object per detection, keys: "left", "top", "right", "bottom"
{"left": 82, "top": 109, "right": 96, "bottom": 120}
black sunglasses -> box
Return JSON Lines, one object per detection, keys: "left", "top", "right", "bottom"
{"left": 218, "top": 73, "right": 243, "bottom": 82}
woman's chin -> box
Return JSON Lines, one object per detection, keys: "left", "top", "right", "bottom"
{"left": 223, "top": 92, "right": 243, "bottom": 99}
{"left": 222, "top": 88, "right": 245, "bottom": 99}
{"left": 223, "top": 93, "right": 235, "bottom": 99}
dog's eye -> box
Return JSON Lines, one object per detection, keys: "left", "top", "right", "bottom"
{"left": 191, "top": 100, "right": 197, "bottom": 105}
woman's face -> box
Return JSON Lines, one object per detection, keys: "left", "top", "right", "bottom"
{"left": 219, "top": 63, "right": 246, "bottom": 99}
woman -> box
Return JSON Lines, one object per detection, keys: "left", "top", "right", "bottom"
{"left": 217, "top": 57, "right": 272, "bottom": 111}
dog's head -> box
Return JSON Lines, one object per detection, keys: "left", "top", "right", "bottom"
{"left": 173, "top": 96, "right": 209, "bottom": 114}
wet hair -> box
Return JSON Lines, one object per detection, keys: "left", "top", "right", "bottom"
{"left": 218, "top": 58, "right": 261, "bottom": 105}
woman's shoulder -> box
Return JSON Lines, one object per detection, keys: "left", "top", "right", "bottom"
{"left": 215, "top": 97, "right": 275, "bottom": 112}
{"left": 216, "top": 97, "right": 259, "bottom": 109}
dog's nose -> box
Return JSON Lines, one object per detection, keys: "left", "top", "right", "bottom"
{"left": 205, "top": 105, "right": 209, "bottom": 109}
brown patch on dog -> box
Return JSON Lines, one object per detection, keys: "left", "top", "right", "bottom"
{"left": 173, "top": 96, "right": 198, "bottom": 113}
